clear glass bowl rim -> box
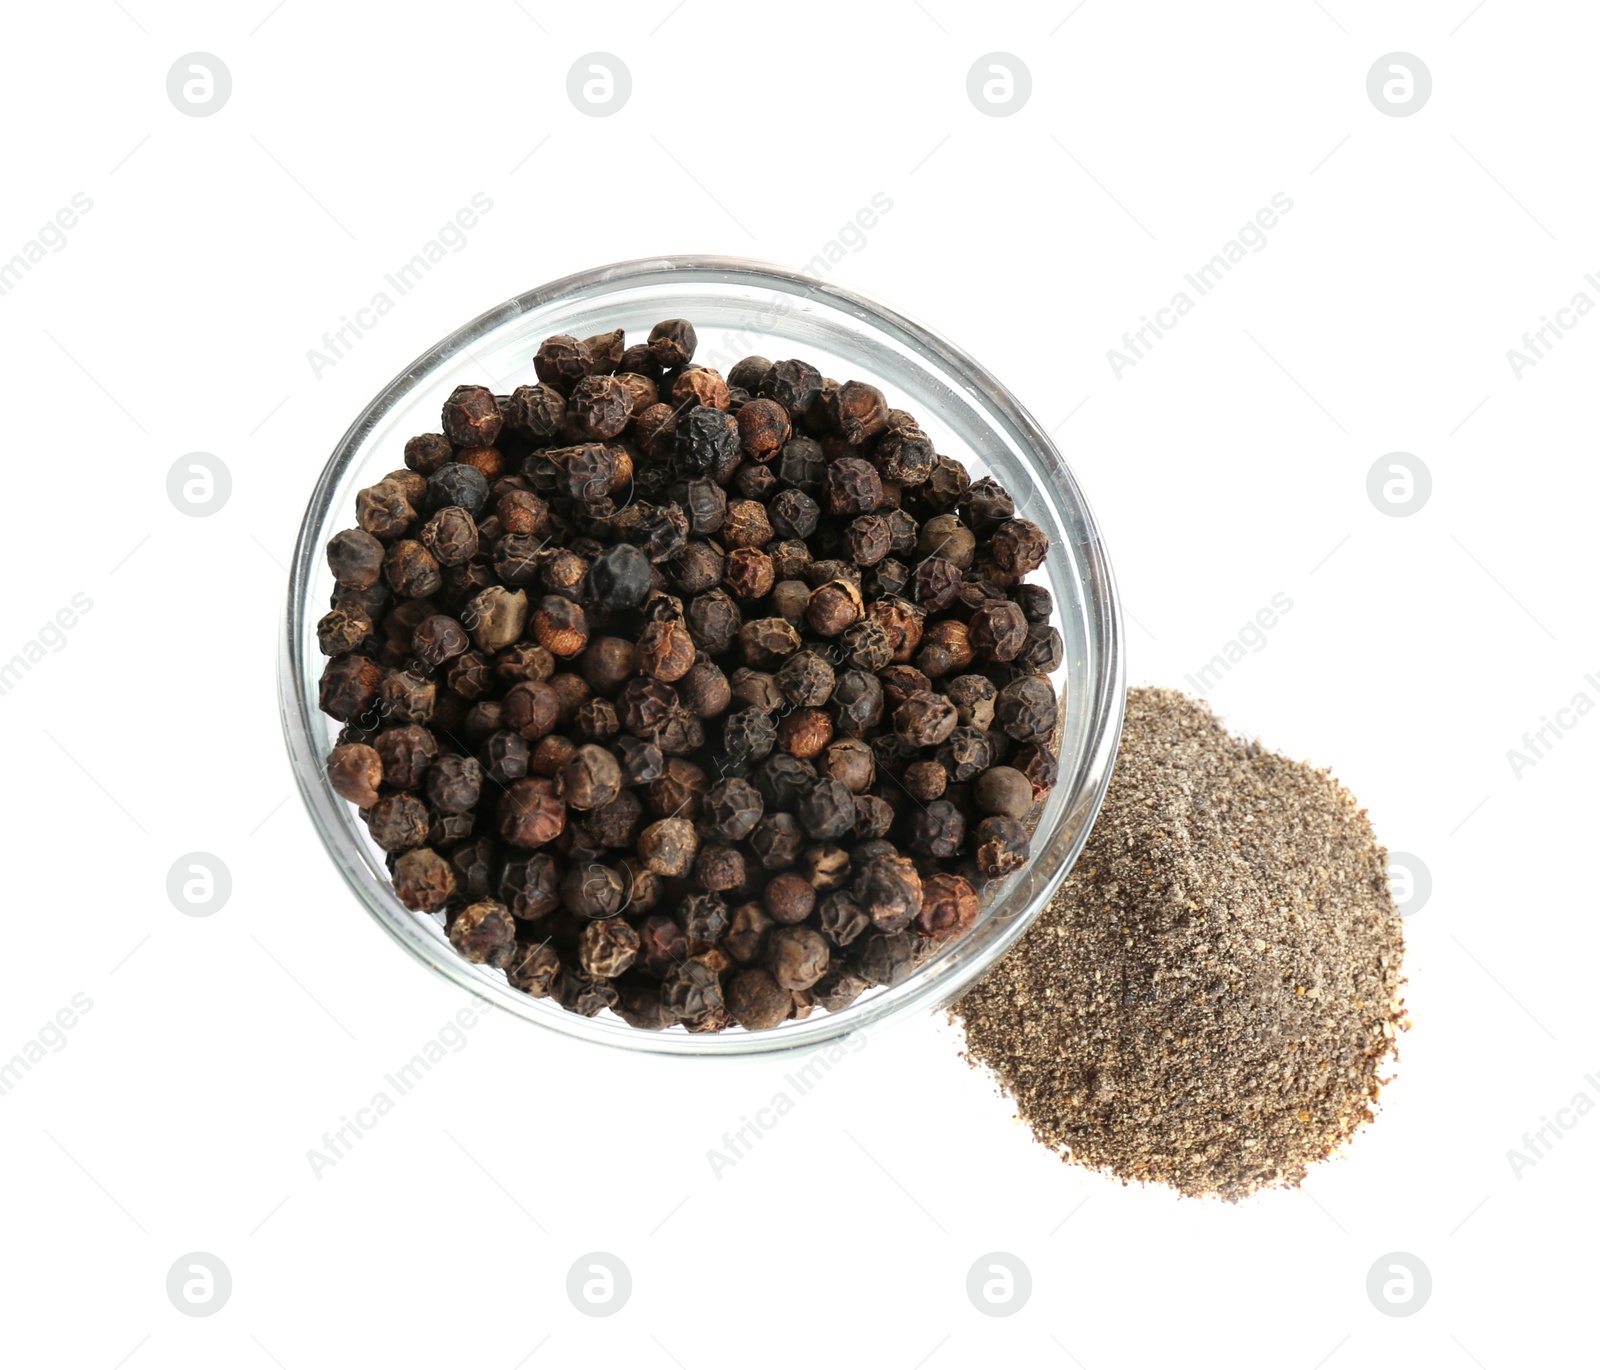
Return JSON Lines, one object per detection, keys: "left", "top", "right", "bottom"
{"left": 278, "top": 254, "right": 1125, "bottom": 1058}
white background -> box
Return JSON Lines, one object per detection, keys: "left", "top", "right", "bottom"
{"left": 1, "top": 2, "right": 1593, "bottom": 1366}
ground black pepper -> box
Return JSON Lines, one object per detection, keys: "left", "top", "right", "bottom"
{"left": 955, "top": 688, "right": 1406, "bottom": 1200}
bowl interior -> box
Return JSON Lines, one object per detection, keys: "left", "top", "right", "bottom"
{"left": 281, "top": 257, "right": 1123, "bottom": 1056}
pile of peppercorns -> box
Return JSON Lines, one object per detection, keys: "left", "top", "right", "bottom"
{"left": 317, "top": 318, "right": 1063, "bottom": 1032}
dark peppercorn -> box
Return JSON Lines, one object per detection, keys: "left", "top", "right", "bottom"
{"left": 426, "top": 463, "right": 491, "bottom": 518}
{"left": 405, "top": 432, "right": 453, "bottom": 474}
{"left": 448, "top": 899, "right": 517, "bottom": 966}
{"left": 796, "top": 777, "right": 855, "bottom": 841}
{"left": 853, "top": 929, "right": 919, "bottom": 987}
{"left": 844, "top": 515, "right": 891, "bottom": 567}
{"left": 703, "top": 777, "right": 764, "bottom": 842}
{"left": 648, "top": 318, "right": 697, "bottom": 368}
{"left": 356, "top": 482, "right": 415, "bottom": 540}
{"left": 760, "top": 359, "right": 823, "bottom": 416}
{"left": 767, "top": 925, "right": 829, "bottom": 991}
{"left": 317, "top": 602, "right": 374, "bottom": 657}
{"left": 826, "top": 457, "right": 882, "bottom": 516}
{"left": 908, "top": 799, "right": 966, "bottom": 859}
{"left": 364, "top": 792, "right": 429, "bottom": 853}
{"left": 561, "top": 744, "right": 622, "bottom": 811}
{"left": 974, "top": 816, "right": 1029, "bottom": 877}
{"left": 534, "top": 334, "right": 592, "bottom": 393}
{"left": 725, "top": 968, "right": 792, "bottom": 1030}
{"left": 426, "top": 753, "right": 483, "bottom": 814}
{"left": 562, "top": 861, "right": 627, "bottom": 919}
{"left": 996, "top": 675, "right": 1058, "bottom": 743}
{"left": 504, "top": 383, "right": 567, "bottom": 440}
{"left": 853, "top": 854, "right": 923, "bottom": 933}
{"left": 392, "top": 847, "right": 456, "bottom": 912}
{"left": 327, "top": 529, "right": 385, "bottom": 591}
{"left": 498, "top": 777, "right": 567, "bottom": 848}
{"left": 504, "top": 940, "right": 560, "bottom": 997}
{"left": 749, "top": 812, "right": 805, "bottom": 870}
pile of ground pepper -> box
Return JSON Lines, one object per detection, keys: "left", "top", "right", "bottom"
{"left": 955, "top": 687, "right": 1406, "bottom": 1201}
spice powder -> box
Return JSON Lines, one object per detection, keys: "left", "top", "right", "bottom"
{"left": 955, "top": 687, "right": 1407, "bottom": 1201}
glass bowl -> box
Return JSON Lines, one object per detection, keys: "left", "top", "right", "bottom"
{"left": 279, "top": 255, "right": 1124, "bottom": 1057}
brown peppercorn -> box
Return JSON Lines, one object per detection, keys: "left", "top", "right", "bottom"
{"left": 991, "top": 517, "right": 1049, "bottom": 574}
{"left": 676, "top": 659, "right": 730, "bottom": 719}
{"left": 578, "top": 917, "right": 639, "bottom": 978}
{"left": 319, "top": 653, "right": 384, "bottom": 722}
{"left": 826, "top": 456, "right": 882, "bottom": 515}
{"left": 505, "top": 941, "right": 561, "bottom": 998}
{"left": 409, "top": 614, "right": 467, "bottom": 668}
{"left": 911, "top": 555, "right": 963, "bottom": 612}
{"left": 560, "top": 744, "right": 622, "bottom": 811}
{"left": 317, "top": 602, "right": 374, "bottom": 659}
{"left": 671, "top": 367, "right": 730, "bottom": 411}
{"left": 502, "top": 681, "right": 560, "bottom": 741}
{"left": 724, "top": 547, "right": 776, "bottom": 600}
{"left": 392, "top": 847, "right": 456, "bottom": 912}
{"left": 634, "top": 914, "right": 689, "bottom": 978}
{"left": 364, "top": 792, "right": 429, "bottom": 852}
{"left": 736, "top": 397, "right": 792, "bottom": 459}
{"left": 749, "top": 812, "right": 805, "bottom": 870}
{"left": 504, "top": 383, "right": 567, "bottom": 440}
{"left": 648, "top": 318, "right": 698, "bottom": 368}
{"left": 581, "top": 327, "right": 626, "bottom": 374}
{"left": 767, "top": 926, "right": 830, "bottom": 991}
{"left": 441, "top": 384, "right": 503, "bottom": 447}
{"left": 404, "top": 432, "right": 453, "bottom": 475}
{"left": 374, "top": 724, "right": 436, "bottom": 789}
{"left": 496, "top": 489, "right": 548, "bottom": 537}
{"left": 824, "top": 380, "right": 889, "bottom": 444}
{"left": 726, "top": 969, "right": 792, "bottom": 1030}
{"left": 694, "top": 843, "right": 746, "bottom": 893}
{"left": 454, "top": 446, "right": 506, "bottom": 484}
{"left": 448, "top": 899, "right": 517, "bottom": 967}
{"left": 805, "top": 578, "right": 864, "bottom": 637}
{"left": 725, "top": 903, "right": 775, "bottom": 964}
{"left": 326, "top": 524, "right": 385, "bottom": 588}
{"left": 635, "top": 618, "right": 696, "bottom": 682}
{"left": 465, "top": 586, "right": 528, "bottom": 653}
{"left": 916, "top": 620, "right": 974, "bottom": 678}
{"left": 996, "top": 675, "right": 1058, "bottom": 743}
{"left": 562, "top": 860, "right": 627, "bottom": 919}
{"left": 634, "top": 402, "right": 679, "bottom": 459}
{"left": 534, "top": 334, "right": 592, "bottom": 393}
{"left": 969, "top": 600, "right": 1028, "bottom": 662}
{"left": 638, "top": 817, "right": 698, "bottom": 876}
{"left": 918, "top": 514, "right": 976, "bottom": 569}
{"left": 527, "top": 734, "right": 574, "bottom": 779}
{"left": 778, "top": 707, "right": 833, "bottom": 760}
{"left": 907, "top": 799, "right": 966, "bottom": 858}
{"left": 720, "top": 498, "right": 773, "bottom": 550}
{"left": 973, "top": 765, "right": 1033, "bottom": 818}
{"left": 418, "top": 506, "right": 479, "bottom": 567}
{"left": 894, "top": 691, "right": 958, "bottom": 749}
{"left": 875, "top": 426, "right": 935, "bottom": 485}
{"left": 382, "top": 540, "right": 441, "bottom": 599}
{"left": 377, "top": 669, "right": 434, "bottom": 725}
{"left": 867, "top": 596, "right": 924, "bottom": 664}
{"left": 916, "top": 872, "right": 979, "bottom": 942}
{"left": 821, "top": 737, "right": 875, "bottom": 794}
{"left": 735, "top": 616, "right": 801, "bottom": 670}
{"left": 546, "top": 672, "right": 592, "bottom": 726}
{"left": 845, "top": 515, "right": 892, "bottom": 567}
{"left": 327, "top": 741, "right": 383, "bottom": 807}
{"left": 498, "top": 777, "right": 567, "bottom": 848}
{"left": 763, "top": 871, "right": 816, "bottom": 926}
{"left": 532, "top": 595, "right": 589, "bottom": 657}
{"left": 1012, "top": 744, "right": 1058, "bottom": 801}
{"left": 853, "top": 854, "right": 923, "bottom": 934}
{"left": 648, "top": 756, "right": 708, "bottom": 819}
{"left": 903, "top": 759, "right": 948, "bottom": 802}
{"left": 702, "top": 776, "right": 764, "bottom": 842}
{"left": 566, "top": 374, "right": 634, "bottom": 441}
{"left": 578, "top": 636, "right": 633, "bottom": 696}
{"left": 615, "top": 371, "right": 659, "bottom": 415}
{"left": 356, "top": 481, "right": 416, "bottom": 540}
{"left": 818, "top": 892, "right": 870, "bottom": 948}
{"left": 663, "top": 959, "right": 723, "bottom": 1021}
{"left": 974, "top": 816, "right": 1030, "bottom": 877}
